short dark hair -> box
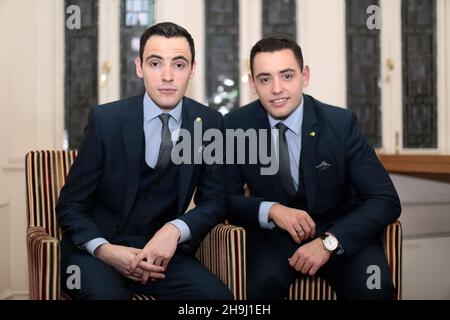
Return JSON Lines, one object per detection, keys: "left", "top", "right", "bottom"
{"left": 250, "top": 36, "right": 304, "bottom": 75}
{"left": 139, "top": 22, "right": 195, "bottom": 67}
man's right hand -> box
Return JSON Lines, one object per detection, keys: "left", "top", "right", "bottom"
{"left": 94, "top": 243, "right": 165, "bottom": 282}
{"left": 268, "top": 203, "right": 316, "bottom": 244}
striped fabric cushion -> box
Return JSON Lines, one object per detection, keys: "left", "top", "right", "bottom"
{"left": 383, "top": 220, "right": 403, "bottom": 300}
{"left": 287, "top": 221, "right": 403, "bottom": 300}
{"left": 26, "top": 151, "right": 77, "bottom": 299}
{"left": 196, "top": 224, "right": 246, "bottom": 300}
{"left": 26, "top": 150, "right": 77, "bottom": 239}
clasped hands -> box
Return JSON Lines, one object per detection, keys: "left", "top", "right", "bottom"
{"left": 95, "top": 223, "right": 180, "bottom": 284}
{"left": 268, "top": 203, "right": 332, "bottom": 276}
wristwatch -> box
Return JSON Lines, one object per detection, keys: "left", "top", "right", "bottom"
{"left": 319, "top": 233, "right": 339, "bottom": 253}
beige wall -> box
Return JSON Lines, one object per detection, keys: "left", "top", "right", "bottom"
{"left": 0, "top": 0, "right": 64, "bottom": 299}
{"left": 392, "top": 174, "right": 450, "bottom": 299}
{"left": 298, "top": 0, "right": 346, "bottom": 107}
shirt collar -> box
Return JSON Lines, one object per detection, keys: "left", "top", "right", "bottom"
{"left": 143, "top": 92, "right": 182, "bottom": 123}
{"left": 267, "top": 95, "right": 304, "bottom": 135}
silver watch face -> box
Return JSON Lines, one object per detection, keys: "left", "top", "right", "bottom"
{"left": 323, "top": 235, "right": 338, "bottom": 251}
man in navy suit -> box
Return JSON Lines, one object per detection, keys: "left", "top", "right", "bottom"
{"left": 224, "top": 36, "right": 401, "bottom": 299}
{"left": 56, "top": 22, "right": 232, "bottom": 300}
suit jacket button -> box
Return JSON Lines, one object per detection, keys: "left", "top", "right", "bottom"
{"left": 148, "top": 194, "right": 153, "bottom": 201}
{"left": 112, "top": 226, "right": 119, "bottom": 235}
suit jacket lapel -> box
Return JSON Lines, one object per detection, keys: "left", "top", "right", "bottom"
{"left": 178, "top": 98, "right": 196, "bottom": 213}
{"left": 300, "top": 95, "right": 318, "bottom": 213}
{"left": 120, "top": 96, "right": 144, "bottom": 219}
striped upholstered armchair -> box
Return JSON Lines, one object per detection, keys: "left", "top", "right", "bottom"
{"left": 25, "top": 150, "right": 246, "bottom": 300}
{"left": 26, "top": 150, "right": 401, "bottom": 300}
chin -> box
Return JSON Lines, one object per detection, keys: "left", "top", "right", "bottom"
{"left": 159, "top": 99, "right": 179, "bottom": 109}
{"left": 269, "top": 110, "right": 290, "bottom": 120}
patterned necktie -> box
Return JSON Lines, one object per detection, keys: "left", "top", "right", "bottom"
{"left": 156, "top": 113, "right": 173, "bottom": 171}
{"left": 276, "top": 122, "right": 296, "bottom": 198}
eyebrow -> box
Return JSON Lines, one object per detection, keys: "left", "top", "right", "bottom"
{"left": 255, "top": 72, "right": 271, "bottom": 78}
{"left": 279, "top": 68, "right": 296, "bottom": 74}
{"left": 145, "top": 54, "right": 190, "bottom": 64}
{"left": 255, "top": 68, "right": 296, "bottom": 78}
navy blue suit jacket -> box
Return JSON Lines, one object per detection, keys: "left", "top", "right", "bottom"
{"left": 56, "top": 95, "right": 225, "bottom": 259}
{"left": 224, "top": 95, "right": 401, "bottom": 257}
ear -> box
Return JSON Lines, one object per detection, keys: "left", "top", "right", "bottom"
{"left": 135, "top": 57, "right": 143, "bottom": 78}
{"left": 189, "top": 60, "right": 196, "bottom": 79}
{"left": 248, "top": 72, "right": 257, "bottom": 95}
{"left": 302, "top": 65, "right": 310, "bottom": 88}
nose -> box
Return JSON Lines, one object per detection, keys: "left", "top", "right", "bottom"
{"left": 271, "top": 78, "right": 283, "bottom": 95}
{"left": 162, "top": 65, "right": 174, "bottom": 82}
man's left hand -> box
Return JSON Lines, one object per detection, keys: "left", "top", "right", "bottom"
{"left": 130, "top": 223, "right": 180, "bottom": 284}
{"left": 288, "top": 238, "right": 331, "bottom": 276}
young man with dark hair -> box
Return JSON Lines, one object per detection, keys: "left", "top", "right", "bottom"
{"left": 225, "top": 36, "right": 401, "bottom": 299}
{"left": 57, "top": 22, "right": 232, "bottom": 300}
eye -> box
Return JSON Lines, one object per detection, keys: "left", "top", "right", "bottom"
{"left": 174, "top": 62, "right": 186, "bottom": 70}
{"left": 282, "top": 73, "right": 294, "bottom": 80}
{"left": 258, "top": 77, "right": 270, "bottom": 84}
{"left": 150, "top": 61, "right": 160, "bottom": 68}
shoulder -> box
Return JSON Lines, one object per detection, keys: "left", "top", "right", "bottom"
{"left": 224, "top": 100, "right": 263, "bottom": 128}
{"left": 305, "top": 94, "right": 354, "bottom": 124}
{"left": 92, "top": 95, "right": 142, "bottom": 116}
{"left": 183, "top": 96, "right": 223, "bottom": 122}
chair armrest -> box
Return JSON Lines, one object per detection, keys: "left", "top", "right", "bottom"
{"left": 196, "top": 223, "right": 246, "bottom": 300}
{"left": 383, "top": 220, "right": 403, "bottom": 300}
{"left": 26, "top": 226, "right": 60, "bottom": 300}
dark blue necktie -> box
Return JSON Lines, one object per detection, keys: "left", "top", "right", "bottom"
{"left": 276, "top": 122, "right": 296, "bottom": 198}
{"left": 156, "top": 113, "right": 173, "bottom": 171}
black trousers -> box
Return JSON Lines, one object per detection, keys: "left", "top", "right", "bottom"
{"left": 246, "top": 231, "right": 394, "bottom": 300}
{"left": 61, "top": 249, "right": 233, "bottom": 300}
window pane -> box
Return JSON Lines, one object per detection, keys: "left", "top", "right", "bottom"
{"left": 262, "top": 0, "right": 296, "bottom": 40}
{"left": 64, "top": 0, "right": 99, "bottom": 149}
{"left": 120, "top": 0, "right": 154, "bottom": 98}
{"left": 205, "top": 0, "right": 240, "bottom": 113}
{"left": 346, "top": 0, "right": 381, "bottom": 148}
{"left": 402, "top": 0, "right": 437, "bottom": 148}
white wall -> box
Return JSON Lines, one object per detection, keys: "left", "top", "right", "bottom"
{"left": 0, "top": 199, "right": 10, "bottom": 298}
{"left": 298, "top": 0, "right": 347, "bottom": 107}
{"left": 0, "top": 0, "right": 64, "bottom": 299}
{"left": 391, "top": 174, "right": 450, "bottom": 299}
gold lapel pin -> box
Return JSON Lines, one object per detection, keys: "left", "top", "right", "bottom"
{"left": 195, "top": 117, "right": 202, "bottom": 122}
{"left": 310, "top": 131, "right": 316, "bottom": 137}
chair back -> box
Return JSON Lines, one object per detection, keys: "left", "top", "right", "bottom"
{"left": 25, "top": 150, "right": 78, "bottom": 239}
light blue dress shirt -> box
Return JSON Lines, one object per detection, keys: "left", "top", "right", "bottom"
{"left": 258, "top": 97, "right": 304, "bottom": 229}
{"left": 84, "top": 93, "right": 191, "bottom": 256}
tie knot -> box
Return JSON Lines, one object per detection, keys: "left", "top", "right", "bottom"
{"left": 159, "top": 113, "right": 170, "bottom": 126}
{"left": 276, "top": 122, "right": 288, "bottom": 134}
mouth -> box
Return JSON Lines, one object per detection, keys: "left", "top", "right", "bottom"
{"left": 158, "top": 88, "right": 177, "bottom": 94}
{"left": 270, "top": 97, "right": 289, "bottom": 107}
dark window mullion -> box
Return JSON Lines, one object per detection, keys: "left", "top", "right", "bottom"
{"left": 205, "top": 0, "right": 240, "bottom": 112}
{"left": 402, "top": 0, "right": 437, "bottom": 149}
{"left": 120, "top": 0, "right": 154, "bottom": 99}
{"left": 262, "top": 0, "right": 297, "bottom": 40}
{"left": 346, "top": 0, "right": 382, "bottom": 148}
{"left": 64, "top": 0, "right": 99, "bottom": 149}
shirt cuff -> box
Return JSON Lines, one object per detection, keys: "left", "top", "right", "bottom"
{"left": 259, "top": 201, "right": 277, "bottom": 229}
{"left": 84, "top": 238, "right": 109, "bottom": 257}
{"left": 169, "top": 219, "right": 192, "bottom": 243}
